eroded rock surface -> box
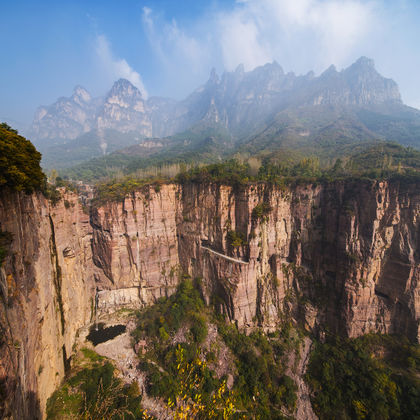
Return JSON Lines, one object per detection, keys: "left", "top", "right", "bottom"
{"left": 1, "top": 179, "right": 419, "bottom": 418}
{"left": 0, "top": 190, "right": 95, "bottom": 419}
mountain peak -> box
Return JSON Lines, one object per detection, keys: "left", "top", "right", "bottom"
{"left": 353, "top": 56, "right": 375, "bottom": 69}
{"left": 263, "top": 61, "right": 285, "bottom": 76}
{"left": 108, "top": 79, "right": 142, "bottom": 99}
{"left": 112, "top": 78, "right": 136, "bottom": 90}
{"left": 306, "top": 70, "right": 315, "bottom": 79}
{"left": 320, "top": 64, "right": 338, "bottom": 78}
{"left": 72, "top": 85, "right": 91, "bottom": 103}
{"left": 344, "top": 57, "right": 377, "bottom": 76}
{"left": 114, "top": 78, "right": 134, "bottom": 87}
{"left": 271, "top": 60, "right": 282, "bottom": 69}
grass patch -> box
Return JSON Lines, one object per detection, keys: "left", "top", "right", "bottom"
{"left": 80, "top": 347, "right": 104, "bottom": 362}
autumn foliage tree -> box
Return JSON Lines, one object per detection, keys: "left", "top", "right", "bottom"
{"left": 151, "top": 345, "right": 240, "bottom": 420}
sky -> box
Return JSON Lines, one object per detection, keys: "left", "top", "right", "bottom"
{"left": 1, "top": 0, "right": 420, "bottom": 130}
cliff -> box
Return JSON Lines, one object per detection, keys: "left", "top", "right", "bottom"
{"left": 0, "top": 180, "right": 419, "bottom": 418}
{"left": 91, "top": 184, "right": 181, "bottom": 310}
{"left": 176, "top": 181, "right": 419, "bottom": 339}
{"left": 0, "top": 190, "right": 95, "bottom": 419}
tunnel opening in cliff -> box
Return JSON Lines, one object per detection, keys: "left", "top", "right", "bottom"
{"left": 87, "top": 323, "right": 126, "bottom": 346}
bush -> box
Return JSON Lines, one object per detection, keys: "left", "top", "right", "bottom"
{"left": 226, "top": 230, "right": 247, "bottom": 247}
{"left": 190, "top": 313, "right": 208, "bottom": 343}
{"left": 252, "top": 202, "right": 272, "bottom": 221}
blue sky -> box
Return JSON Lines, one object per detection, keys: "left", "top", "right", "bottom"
{"left": 1, "top": 0, "right": 420, "bottom": 130}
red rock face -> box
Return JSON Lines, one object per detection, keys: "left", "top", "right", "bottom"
{"left": 0, "top": 190, "right": 95, "bottom": 419}
{"left": 175, "top": 181, "right": 420, "bottom": 341}
{"left": 89, "top": 180, "right": 420, "bottom": 340}
{"left": 0, "top": 180, "right": 419, "bottom": 418}
{"left": 91, "top": 184, "right": 181, "bottom": 309}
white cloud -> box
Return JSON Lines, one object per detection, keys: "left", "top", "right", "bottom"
{"left": 216, "top": 0, "right": 377, "bottom": 72}
{"left": 142, "top": 7, "right": 210, "bottom": 77}
{"left": 95, "top": 34, "right": 148, "bottom": 98}
{"left": 142, "top": 0, "right": 378, "bottom": 89}
{"left": 218, "top": 10, "right": 272, "bottom": 71}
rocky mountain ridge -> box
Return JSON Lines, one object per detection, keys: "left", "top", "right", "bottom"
{"left": 30, "top": 57, "right": 404, "bottom": 145}
{"left": 1, "top": 178, "right": 419, "bottom": 418}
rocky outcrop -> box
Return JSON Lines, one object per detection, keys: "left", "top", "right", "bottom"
{"left": 97, "top": 79, "right": 152, "bottom": 136}
{"left": 1, "top": 179, "right": 419, "bottom": 418}
{"left": 31, "top": 86, "right": 98, "bottom": 141}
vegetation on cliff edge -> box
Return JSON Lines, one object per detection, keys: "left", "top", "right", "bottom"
{"left": 89, "top": 142, "right": 420, "bottom": 204}
{"left": 0, "top": 123, "right": 44, "bottom": 192}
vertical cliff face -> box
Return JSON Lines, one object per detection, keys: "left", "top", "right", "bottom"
{"left": 176, "top": 181, "right": 419, "bottom": 340}
{"left": 311, "top": 181, "right": 419, "bottom": 339}
{"left": 0, "top": 191, "right": 95, "bottom": 419}
{"left": 0, "top": 179, "right": 419, "bottom": 418}
{"left": 90, "top": 184, "right": 181, "bottom": 312}
{"left": 88, "top": 180, "right": 419, "bottom": 340}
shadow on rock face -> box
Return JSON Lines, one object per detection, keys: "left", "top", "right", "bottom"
{"left": 0, "top": 376, "right": 41, "bottom": 420}
{"left": 87, "top": 323, "right": 126, "bottom": 346}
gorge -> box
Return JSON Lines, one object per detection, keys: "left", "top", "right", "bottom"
{"left": 1, "top": 178, "right": 419, "bottom": 418}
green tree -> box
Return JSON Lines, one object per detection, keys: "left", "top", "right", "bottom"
{"left": 0, "top": 123, "right": 44, "bottom": 192}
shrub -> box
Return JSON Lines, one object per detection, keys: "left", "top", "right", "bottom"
{"left": 226, "top": 230, "right": 247, "bottom": 247}
{"left": 252, "top": 202, "right": 272, "bottom": 221}
{"left": 190, "top": 313, "right": 208, "bottom": 343}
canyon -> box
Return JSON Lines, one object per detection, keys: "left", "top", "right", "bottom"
{"left": 0, "top": 179, "right": 419, "bottom": 418}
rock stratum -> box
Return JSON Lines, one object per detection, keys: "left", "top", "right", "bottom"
{"left": 0, "top": 180, "right": 419, "bottom": 418}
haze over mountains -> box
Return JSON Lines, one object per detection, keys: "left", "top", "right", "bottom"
{"left": 30, "top": 57, "right": 420, "bottom": 171}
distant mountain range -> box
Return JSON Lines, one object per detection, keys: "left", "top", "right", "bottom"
{"left": 30, "top": 57, "right": 420, "bottom": 170}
